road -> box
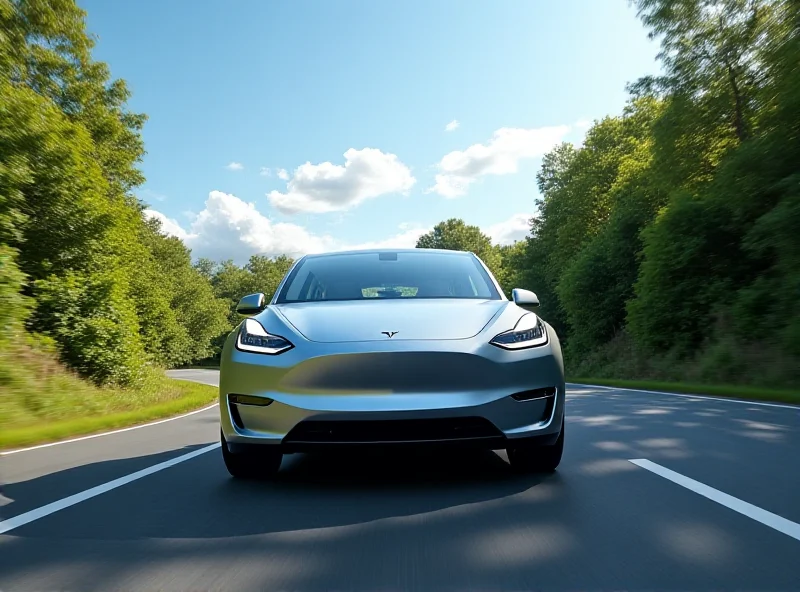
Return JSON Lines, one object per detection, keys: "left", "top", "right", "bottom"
{"left": 1, "top": 369, "right": 799, "bottom": 591}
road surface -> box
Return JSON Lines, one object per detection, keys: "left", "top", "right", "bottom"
{"left": 1, "top": 369, "right": 798, "bottom": 590}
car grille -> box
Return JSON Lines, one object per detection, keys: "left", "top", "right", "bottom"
{"left": 283, "top": 416, "right": 504, "bottom": 445}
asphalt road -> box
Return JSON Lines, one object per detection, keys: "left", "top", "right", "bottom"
{"left": 1, "top": 369, "right": 799, "bottom": 591}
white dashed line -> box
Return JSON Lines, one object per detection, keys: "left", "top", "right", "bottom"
{"left": 0, "top": 443, "right": 220, "bottom": 535}
{"left": 630, "top": 458, "right": 800, "bottom": 542}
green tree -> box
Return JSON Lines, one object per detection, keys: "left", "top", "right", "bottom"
{"left": 626, "top": 0, "right": 797, "bottom": 356}
{"left": 556, "top": 98, "right": 665, "bottom": 353}
{"left": 135, "top": 218, "right": 230, "bottom": 366}
{"left": 416, "top": 218, "right": 502, "bottom": 275}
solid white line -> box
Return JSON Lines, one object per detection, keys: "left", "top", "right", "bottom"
{"left": 629, "top": 458, "right": 800, "bottom": 542}
{"left": 0, "top": 403, "right": 219, "bottom": 456}
{"left": 569, "top": 383, "right": 800, "bottom": 411}
{"left": 0, "top": 443, "right": 220, "bottom": 535}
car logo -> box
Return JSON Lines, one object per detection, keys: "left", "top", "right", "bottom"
{"left": 381, "top": 331, "right": 398, "bottom": 338}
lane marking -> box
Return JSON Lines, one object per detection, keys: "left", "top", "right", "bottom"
{"left": 0, "top": 443, "right": 220, "bottom": 535}
{"left": 629, "top": 458, "right": 800, "bottom": 542}
{"left": 1, "top": 404, "right": 219, "bottom": 456}
{"left": 569, "top": 383, "right": 800, "bottom": 411}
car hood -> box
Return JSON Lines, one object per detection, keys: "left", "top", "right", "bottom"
{"left": 272, "top": 299, "right": 507, "bottom": 342}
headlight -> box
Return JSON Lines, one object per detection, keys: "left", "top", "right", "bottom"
{"left": 490, "top": 313, "right": 548, "bottom": 350}
{"left": 236, "top": 318, "right": 293, "bottom": 355}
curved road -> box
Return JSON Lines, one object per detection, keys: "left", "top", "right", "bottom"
{"left": 1, "top": 370, "right": 799, "bottom": 590}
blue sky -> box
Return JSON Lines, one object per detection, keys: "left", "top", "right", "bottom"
{"left": 80, "top": 0, "right": 660, "bottom": 263}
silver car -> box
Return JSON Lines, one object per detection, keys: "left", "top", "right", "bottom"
{"left": 219, "top": 248, "right": 566, "bottom": 478}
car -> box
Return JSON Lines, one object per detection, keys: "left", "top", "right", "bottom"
{"left": 218, "top": 248, "right": 566, "bottom": 478}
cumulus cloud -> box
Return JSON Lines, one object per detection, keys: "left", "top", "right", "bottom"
{"left": 445, "top": 119, "right": 460, "bottom": 132}
{"left": 259, "top": 167, "right": 272, "bottom": 177}
{"left": 143, "top": 209, "right": 189, "bottom": 240}
{"left": 267, "top": 148, "right": 416, "bottom": 214}
{"left": 485, "top": 213, "right": 533, "bottom": 245}
{"left": 225, "top": 162, "right": 244, "bottom": 171}
{"left": 144, "top": 191, "right": 334, "bottom": 263}
{"left": 144, "top": 194, "right": 535, "bottom": 265}
{"left": 429, "top": 125, "right": 571, "bottom": 197}
{"left": 145, "top": 191, "right": 431, "bottom": 264}
{"left": 276, "top": 168, "right": 289, "bottom": 181}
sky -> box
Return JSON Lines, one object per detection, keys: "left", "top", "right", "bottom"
{"left": 79, "top": 0, "right": 660, "bottom": 264}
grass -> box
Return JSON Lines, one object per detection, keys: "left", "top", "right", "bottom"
{"left": 0, "top": 343, "right": 218, "bottom": 451}
{"left": 566, "top": 332, "right": 800, "bottom": 405}
{"left": 569, "top": 376, "right": 800, "bottom": 405}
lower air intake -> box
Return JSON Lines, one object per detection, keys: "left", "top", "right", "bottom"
{"left": 284, "top": 416, "right": 503, "bottom": 445}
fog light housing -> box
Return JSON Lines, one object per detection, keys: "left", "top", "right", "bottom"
{"left": 511, "top": 387, "right": 556, "bottom": 402}
{"left": 228, "top": 394, "right": 274, "bottom": 407}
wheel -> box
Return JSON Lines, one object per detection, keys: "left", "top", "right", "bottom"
{"left": 220, "top": 431, "right": 282, "bottom": 479}
{"left": 506, "top": 419, "right": 564, "bottom": 474}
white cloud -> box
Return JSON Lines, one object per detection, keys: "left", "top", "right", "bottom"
{"left": 267, "top": 148, "right": 416, "bottom": 214}
{"left": 429, "top": 125, "right": 571, "bottom": 197}
{"left": 143, "top": 209, "right": 189, "bottom": 241}
{"left": 145, "top": 194, "right": 534, "bottom": 265}
{"left": 145, "top": 191, "right": 334, "bottom": 263}
{"left": 145, "top": 191, "right": 434, "bottom": 264}
{"left": 445, "top": 119, "right": 460, "bottom": 132}
{"left": 276, "top": 168, "right": 289, "bottom": 181}
{"left": 259, "top": 167, "right": 272, "bottom": 177}
{"left": 225, "top": 162, "right": 244, "bottom": 171}
{"left": 485, "top": 213, "right": 533, "bottom": 245}
{"left": 575, "top": 118, "right": 593, "bottom": 129}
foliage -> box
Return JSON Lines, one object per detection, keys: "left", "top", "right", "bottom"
{"left": 426, "top": 0, "right": 800, "bottom": 387}
{"left": 416, "top": 218, "right": 503, "bottom": 275}
{"left": 547, "top": 0, "right": 799, "bottom": 383}
{"left": 0, "top": 338, "right": 217, "bottom": 449}
{"left": 33, "top": 270, "right": 149, "bottom": 386}
{"left": 0, "top": 0, "right": 228, "bottom": 384}
{"left": 0, "top": 246, "right": 28, "bottom": 341}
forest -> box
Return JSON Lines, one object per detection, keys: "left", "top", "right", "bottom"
{"left": 1, "top": 0, "right": 798, "bottom": 438}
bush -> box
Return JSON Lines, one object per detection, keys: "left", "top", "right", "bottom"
{"left": 32, "top": 270, "right": 149, "bottom": 386}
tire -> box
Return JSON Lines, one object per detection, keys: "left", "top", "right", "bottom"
{"left": 506, "top": 419, "right": 564, "bottom": 474}
{"left": 220, "top": 431, "right": 282, "bottom": 479}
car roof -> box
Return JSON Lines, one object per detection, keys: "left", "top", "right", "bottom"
{"left": 303, "top": 248, "right": 475, "bottom": 259}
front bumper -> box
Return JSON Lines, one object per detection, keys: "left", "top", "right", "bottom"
{"left": 219, "top": 330, "right": 565, "bottom": 452}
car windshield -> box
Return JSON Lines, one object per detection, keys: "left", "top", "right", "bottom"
{"left": 275, "top": 251, "right": 501, "bottom": 303}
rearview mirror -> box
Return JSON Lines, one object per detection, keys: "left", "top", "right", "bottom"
{"left": 511, "top": 288, "right": 540, "bottom": 310}
{"left": 236, "top": 293, "right": 266, "bottom": 315}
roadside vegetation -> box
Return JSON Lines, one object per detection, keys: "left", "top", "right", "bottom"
{"left": 0, "top": 339, "right": 217, "bottom": 449}
{"left": 1, "top": 0, "right": 798, "bottom": 450}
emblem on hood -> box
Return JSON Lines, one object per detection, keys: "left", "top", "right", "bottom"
{"left": 381, "top": 331, "right": 399, "bottom": 338}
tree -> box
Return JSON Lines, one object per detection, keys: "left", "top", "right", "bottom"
{"left": 632, "top": 0, "right": 775, "bottom": 143}
{"left": 416, "top": 218, "right": 502, "bottom": 275}
{"left": 135, "top": 218, "right": 230, "bottom": 366}
{"left": 555, "top": 98, "right": 665, "bottom": 353}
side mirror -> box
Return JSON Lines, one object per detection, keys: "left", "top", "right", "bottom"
{"left": 512, "top": 288, "right": 540, "bottom": 310}
{"left": 236, "top": 293, "right": 266, "bottom": 315}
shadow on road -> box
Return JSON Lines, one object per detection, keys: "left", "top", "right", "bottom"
{"left": 1, "top": 390, "right": 799, "bottom": 591}
{"left": 2, "top": 444, "right": 547, "bottom": 538}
